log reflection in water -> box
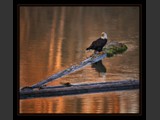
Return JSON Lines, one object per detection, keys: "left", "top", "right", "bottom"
{"left": 92, "top": 60, "right": 107, "bottom": 77}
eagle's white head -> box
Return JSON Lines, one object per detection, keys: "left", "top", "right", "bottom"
{"left": 101, "top": 32, "right": 107, "bottom": 39}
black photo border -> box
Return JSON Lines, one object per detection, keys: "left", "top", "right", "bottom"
{"left": 14, "top": 0, "right": 146, "bottom": 120}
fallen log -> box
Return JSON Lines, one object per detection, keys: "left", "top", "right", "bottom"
{"left": 20, "top": 80, "right": 139, "bottom": 99}
{"left": 20, "top": 41, "right": 128, "bottom": 90}
{"left": 27, "top": 53, "right": 107, "bottom": 89}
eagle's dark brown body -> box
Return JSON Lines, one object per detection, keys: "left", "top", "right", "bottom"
{"left": 86, "top": 32, "right": 108, "bottom": 52}
{"left": 86, "top": 37, "right": 107, "bottom": 52}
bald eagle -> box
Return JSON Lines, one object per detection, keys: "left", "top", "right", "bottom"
{"left": 86, "top": 32, "right": 107, "bottom": 53}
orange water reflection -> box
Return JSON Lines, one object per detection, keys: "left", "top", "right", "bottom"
{"left": 20, "top": 90, "right": 139, "bottom": 113}
{"left": 20, "top": 6, "right": 139, "bottom": 113}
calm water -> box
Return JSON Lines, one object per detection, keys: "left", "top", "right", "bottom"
{"left": 20, "top": 6, "right": 139, "bottom": 113}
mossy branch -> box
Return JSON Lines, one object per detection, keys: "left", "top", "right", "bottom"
{"left": 103, "top": 41, "right": 128, "bottom": 57}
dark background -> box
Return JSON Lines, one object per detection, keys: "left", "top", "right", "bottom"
{"left": 0, "top": 0, "right": 13, "bottom": 120}
{"left": 0, "top": 0, "right": 157, "bottom": 120}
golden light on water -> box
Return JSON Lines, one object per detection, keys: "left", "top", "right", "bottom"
{"left": 47, "top": 16, "right": 55, "bottom": 73}
{"left": 20, "top": 90, "right": 139, "bottom": 113}
{"left": 20, "top": 6, "right": 140, "bottom": 113}
{"left": 54, "top": 8, "right": 65, "bottom": 70}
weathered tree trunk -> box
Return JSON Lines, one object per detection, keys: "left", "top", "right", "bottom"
{"left": 20, "top": 80, "right": 139, "bottom": 99}
{"left": 20, "top": 41, "right": 130, "bottom": 99}
{"left": 21, "top": 41, "right": 127, "bottom": 90}
{"left": 27, "top": 53, "right": 107, "bottom": 89}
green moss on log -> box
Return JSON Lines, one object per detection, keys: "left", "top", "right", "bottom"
{"left": 103, "top": 42, "right": 128, "bottom": 57}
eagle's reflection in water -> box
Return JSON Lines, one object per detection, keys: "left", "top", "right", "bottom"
{"left": 91, "top": 60, "right": 107, "bottom": 77}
